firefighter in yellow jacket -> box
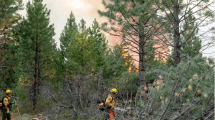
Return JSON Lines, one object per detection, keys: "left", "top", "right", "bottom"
{"left": 1, "top": 90, "right": 15, "bottom": 120}
{"left": 105, "top": 88, "right": 117, "bottom": 120}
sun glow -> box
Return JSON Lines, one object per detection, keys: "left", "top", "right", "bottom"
{"left": 71, "top": 0, "right": 84, "bottom": 8}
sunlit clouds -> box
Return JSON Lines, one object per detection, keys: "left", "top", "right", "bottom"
{"left": 70, "top": 0, "right": 84, "bottom": 9}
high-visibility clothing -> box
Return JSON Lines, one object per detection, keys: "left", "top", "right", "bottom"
{"left": 109, "top": 109, "right": 114, "bottom": 119}
{"left": 105, "top": 94, "right": 116, "bottom": 108}
{"left": 105, "top": 94, "right": 117, "bottom": 120}
{"left": 2, "top": 96, "right": 12, "bottom": 120}
{"left": 3, "top": 96, "right": 11, "bottom": 109}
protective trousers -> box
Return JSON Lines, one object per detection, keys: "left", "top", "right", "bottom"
{"left": 109, "top": 109, "right": 115, "bottom": 120}
{"left": 2, "top": 109, "right": 11, "bottom": 120}
{"left": 104, "top": 108, "right": 115, "bottom": 120}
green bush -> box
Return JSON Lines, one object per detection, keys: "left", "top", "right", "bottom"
{"left": 116, "top": 72, "right": 138, "bottom": 92}
{"left": 13, "top": 86, "right": 28, "bottom": 102}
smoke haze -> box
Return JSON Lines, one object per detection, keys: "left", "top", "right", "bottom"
{"left": 19, "top": 0, "right": 113, "bottom": 48}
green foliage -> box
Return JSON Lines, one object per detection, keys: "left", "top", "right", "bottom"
{"left": 99, "top": 0, "right": 158, "bottom": 35}
{"left": 67, "top": 29, "right": 97, "bottom": 72}
{"left": 58, "top": 17, "right": 108, "bottom": 76}
{"left": 60, "top": 12, "right": 78, "bottom": 53}
{"left": 89, "top": 19, "right": 107, "bottom": 70}
{"left": 54, "top": 12, "right": 78, "bottom": 80}
{"left": 52, "top": 50, "right": 65, "bottom": 82}
{"left": 181, "top": 10, "right": 201, "bottom": 59}
{"left": 14, "top": 0, "right": 56, "bottom": 82}
{"left": 101, "top": 44, "right": 129, "bottom": 83}
{"left": 116, "top": 72, "right": 138, "bottom": 91}
{"left": 0, "top": 0, "right": 23, "bottom": 88}
{"left": 151, "top": 55, "right": 214, "bottom": 118}
{"left": 0, "top": 0, "right": 23, "bottom": 26}
{"left": 156, "top": 0, "right": 214, "bottom": 66}
{"left": 98, "top": 0, "right": 166, "bottom": 87}
{"left": 13, "top": 86, "right": 28, "bottom": 102}
{"left": 145, "top": 66, "right": 163, "bottom": 84}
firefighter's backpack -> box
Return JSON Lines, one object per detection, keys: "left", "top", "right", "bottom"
{"left": 0, "top": 97, "right": 5, "bottom": 110}
{"left": 98, "top": 100, "right": 105, "bottom": 111}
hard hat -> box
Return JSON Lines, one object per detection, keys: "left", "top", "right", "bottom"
{"left": 6, "top": 89, "right": 12, "bottom": 94}
{"left": 110, "top": 88, "right": 117, "bottom": 94}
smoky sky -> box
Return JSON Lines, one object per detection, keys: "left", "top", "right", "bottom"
{"left": 18, "top": 0, "right": 215, "bottom": 58}
{"left": 19, "top": 0, "right": 110, "bottom": 48}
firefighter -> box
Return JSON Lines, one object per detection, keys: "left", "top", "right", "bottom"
{"left": 1, "top": 89, "right": 15, "bottom": 120}
{"left": 105, "top": 88, "right": 117, "bottom": 120}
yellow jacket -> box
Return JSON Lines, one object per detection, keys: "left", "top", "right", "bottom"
{"left": 3, "top": 96, "right": 11, "bottom": 110}
{"left": 105, "top": 94, "right": 116, "bottom": 107}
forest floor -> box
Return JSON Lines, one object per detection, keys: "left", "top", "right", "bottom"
{"left": 0, "top": 114, "right": 41, "bottom": 120}
{"left": 0, "top": 115, "right": 18, "bottom": 120}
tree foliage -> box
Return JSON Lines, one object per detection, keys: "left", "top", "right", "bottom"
{"left": 0, "top": 0, "right": 23, "bottom": 89}
{"left": 14, "top": 0, "right": 56, "bottom": 111}
{"left": 148, "top": 55, "right": 214, "bottom": 119}
{"left": 101, "top": 44, "right": 131, "bottom": 82}
{"left": 56, "top": 14, "right": 108, "bottom": 79}
{"left": 155, "top": 0, "right": 215, "bottom": 66}
{"left": 98, "top": 0, "right": 169, "bottom": 89}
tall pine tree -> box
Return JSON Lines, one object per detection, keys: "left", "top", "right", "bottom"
{"left": 54, "top": 12, "right": 78, "bottom": 81}
{"left": 14, "top": 0, "right": 55, "bottom": 111}
{"left": 98, "top": 0, "right": 160, "bottom": 93}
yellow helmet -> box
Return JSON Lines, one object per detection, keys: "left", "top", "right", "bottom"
{"left": 6, "top": 89, "right": 12, "bottom": 94}
{"left": 110, "top": 88, "right": 117, "bottom": 94}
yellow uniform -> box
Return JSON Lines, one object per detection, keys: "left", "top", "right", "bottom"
{"left": 2, "top": 96, "right": 12, "bottom": 120}
{"left": 2, "top": 90, "right": 12, "bottom": 120}
{"left": 105, "top": 94, "right": 116, "bottom": 108}
{"left": 105, "top": 94, "right": 116, "bottom": 120}
{"left": 3, "top": 96, "right": 11, "bottom": 110}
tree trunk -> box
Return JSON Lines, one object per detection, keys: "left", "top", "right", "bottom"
{"left": 97, "top": 73, "right": 102, "bottom": 100}
{"left": 139, "top": 22, "right": 146, "bottom": 88}
{"left": 33, "top": 33, "right": 39, "bottom": 111}
{"left": 173, "top": 0, "right": 181, "bottom": 66}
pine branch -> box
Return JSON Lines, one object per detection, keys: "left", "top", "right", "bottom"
{"left": 179, "top": 0, "right": 213, "bottom": 22}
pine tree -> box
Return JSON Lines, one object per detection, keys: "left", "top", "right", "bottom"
{"left": 14, "top": 0, "right": 55, "bottom": 111}
{"left": 55, "top": 12, "right": 78, "bottom": 80}
{"left": 155, "top": 0, "right": 215, "bottom": 66}
{"left": 88, "top": 19, "right": 107, "bottom": 71}
{"left": 98, "top": 0, "right": 161, "bottom": 93}
{"left": 0, "top": 0, "right": 23, "bottom": 89}
{"left": 58, "top": 16, "right": 108, "bottom": 77}
{"left": 60, "top": 11, "right": 78, "bottom": 54}
{"left": 66, "top": 19, "right": 107, "bottom": 74}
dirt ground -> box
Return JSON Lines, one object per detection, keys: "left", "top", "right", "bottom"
{"left": 0, "top": 115, "right": 18, "bottom": 120}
